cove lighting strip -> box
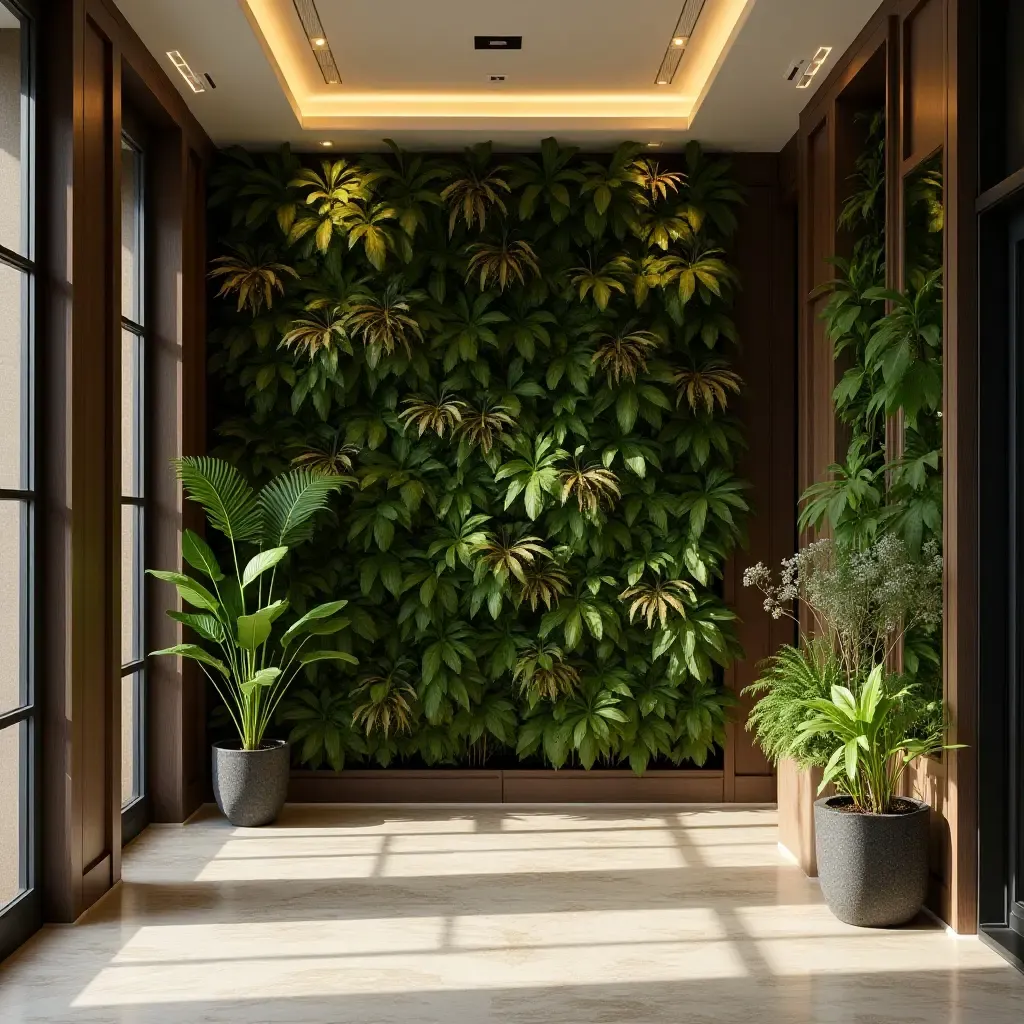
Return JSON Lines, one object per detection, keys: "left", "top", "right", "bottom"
{"left": 795, "top": 46, "right": 832, "bottom": 89}
{"left": 654, "top": 0, "right": 709, "bottom": 86}
{"left": 293, "top": 0, "right": 342, "bottom": 84}
{"left": 166, "top": 50, "right": 205, "bottom": 94}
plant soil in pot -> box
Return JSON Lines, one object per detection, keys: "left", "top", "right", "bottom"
{"left": 212, "top": 739, "right": 290, "bottom": 827}
{"left": 814, "top": 794, "right": 930, "bottom": 927}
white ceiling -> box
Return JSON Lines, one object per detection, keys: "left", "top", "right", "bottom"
{"left": 112, "top": 0, "right": 883, "bottom": 151}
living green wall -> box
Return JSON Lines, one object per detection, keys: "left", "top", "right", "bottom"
{"left": 206, "top": 139, "right": 749, "bottom": 773}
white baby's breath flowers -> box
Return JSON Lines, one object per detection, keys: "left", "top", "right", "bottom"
{"left": 743, "top": 534, "right": 943, "bottom": 684}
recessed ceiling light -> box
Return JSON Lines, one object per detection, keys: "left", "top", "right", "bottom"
{"left": 293, "top": 0, "right": 343, "bottom": 84}
{"left": 319, "top": 140, "right": 333, "bottom": 147}
{"left": 795, "top": 45, "right": 832, "bottom": 88}
{"left": 654, "top": 0, "right": 708, "bottom": 86}
{"left": 166, "top": 50, "right": 206, "bottom": 94}
{"left": 647, "top": 142, "right": 662, "bottom": 148}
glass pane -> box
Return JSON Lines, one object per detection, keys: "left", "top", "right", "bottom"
{"left": 121, "top": 139, "right": 142, "bottom": 323}
{"left": 0, "top": 722, "right": 26, "bottom": 909}
{"left": 121, "top": 671, "right": 138, "bottom": 806}
{"left": 0, "top": 12, "right": 25, "bottom": 256}
{"left": 121, "top": 328, "right": 142, "bottom": 497}
{"left": 0, "top": 500, "right": 25, "bottom": 714}
{"left": 120, "top": 504, "right": 141, "bottom": 665}
{"left": 0, "top": 260, "right": 25, "bottom": 489}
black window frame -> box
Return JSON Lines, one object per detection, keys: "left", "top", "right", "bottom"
{"left": 119, "top": 129, "right": 149, "bottom": 845}
{"left": 0, "top": 0, "right": 41, "bottom": 964}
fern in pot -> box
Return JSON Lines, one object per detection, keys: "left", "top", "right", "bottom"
{"left": 149, "top": 457, "right": 357, "bottom": 826}
{"left": 744, "top": 535, "right": 960, "bottom": 926}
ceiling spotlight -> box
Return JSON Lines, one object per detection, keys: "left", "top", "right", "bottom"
{"left": 293, "top": 0, "right": 343, "bottom": 84}
{"left": 319, "top": 140, "right": 333, "bottom": 147}
{"left": 795, "top": 45, "right": 832, "bottom": 89}
{"left": 166, "top": 50, "right": 206, "bottom": 94}
{"left": 654, "top": 0, "right": 708, "bottom": 86}
{"left": 646, "top": 142, "right": 662, "bottom": 148}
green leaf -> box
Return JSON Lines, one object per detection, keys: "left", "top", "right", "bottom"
{"left": 167, "top": 610, "right": 224, "bottom": 643}
{"left": 151, "top": 643, "right": 228, "bottom": 677}
{"left": 242, "top": 546, "right": 289, "bottom": 588}
{"left": 299, "top": 649, "right": 359, "bottom": 665}
{"left": 240, "top": 667, "right": 282, "bottom": 697}
{"left": 282, "top": 600, "right": 350, "bottom": 646}
{"left": 181, "top": 529, "right": 224, "bottom": 581}
{"left": 237, "top": 603, "right": 284, "bottom": 650}
{"left": 175, "top": 456, "right": 262, "bottom": 543}
{"left": 258, "top": 468, "right": 346, "bottom": 547}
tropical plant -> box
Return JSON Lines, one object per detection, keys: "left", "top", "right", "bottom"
{"left": 399, "top": 388, "right": 468, "bottom": 438}
{"left": 440, "top": 143, "right": 511, "bottom": 234}
{"left": 559, "top": 447, "right": 621, "bottom": 513}
{"left": 209, "top": 245, "right": 298, "bottom": 314}
{"left": 148, "top": 456, "right": 357, "bottom": 750}
{"left": 207, "top": 138, "right": 748, "bottom": 774}
{"left": 343, "top": 282, "right": 423, "bottom": 364}
{"left": 590, "top": 324, "right": 661, "bottom": 384}
{"left": 671, "top": 359, "right": 743, "bottom": 413}
{"left": 619, "top": 575, "right": 695, "bottom": 629}
{"left": 351, "top": 656, "right": 419, "bottom": 737}
{"left": 798, "top": 662, "right": 959, "bottom": 813}
{"left": 466, "top": 237, "right": 541, "bottom": 291}
{"left": 513, "top": 641, "right": 580, "bottom": 703}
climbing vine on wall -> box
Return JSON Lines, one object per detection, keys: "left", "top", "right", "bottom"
{"left": 206, "top": 139, "right": 749, "bottom": 773}
{"left": 799, "top": 112, "right": 943, "bottom": 686}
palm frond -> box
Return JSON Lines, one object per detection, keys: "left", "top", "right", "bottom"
{"left": 513, "top": 641, "right": 580, "bottom": 702}
{"left": 477, "top": 529, "right": 552, "bottom": 586}
{"left": 560, "top": 450, "right": 620, "bottom": 513}
{"left": 465, "top": 237, "right": 541, "bottom": 291}
{"left": 280, "top": 306, "right": 350, "bottom": 356}
{"left": 257, "top": 468, "right": 347, "bottom": 547}
{"left": 457, "top": 399, "right": 517, "bottom": 454}
{"left": 351, "top": 658, "right": 418, "bottom": 737}
{"left": 518, "top": 564, "right": 571, "bottom": 611}
{"left": 175, "top": 456, "right": 262, "bottom": 543}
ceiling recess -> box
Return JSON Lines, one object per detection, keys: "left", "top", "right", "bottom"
{"left": 654, "top": 0, "right": 709, "bottom": 85}
{"left": 292, "top": 0, "right": 342, "bottom": 84}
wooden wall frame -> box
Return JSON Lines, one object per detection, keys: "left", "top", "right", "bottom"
{"left": 37, "top": 0, "right": 212, "bottom": 923}
{"left": 786, "top": 0, "right": 979, "bottom": 933}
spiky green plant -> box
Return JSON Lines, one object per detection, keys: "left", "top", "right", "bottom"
{"left": 209, "top": 245, "right": 298, "bottom": 313}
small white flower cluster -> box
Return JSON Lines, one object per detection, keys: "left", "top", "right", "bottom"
{"left": 744, "top": 534, "right": 943, "bottom": 677}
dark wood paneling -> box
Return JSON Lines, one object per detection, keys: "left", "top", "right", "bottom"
{"left": 37, "top": 0, "right": 213, "bottom": 924}
{"left": 903, "top": 0, "right": 946, "bottom": 164}
{"left": 289, "top": 770, "right": 729, "bottom": 804}
{"left": 789, "top": 0, "right": 980, "bottom": 931}
{"left": 722, "top": 153, "right": 795, "bottom": 798}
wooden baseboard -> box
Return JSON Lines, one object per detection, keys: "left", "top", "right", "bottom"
{"left": 286, "top": 768, "right": 770, "bottom": 804}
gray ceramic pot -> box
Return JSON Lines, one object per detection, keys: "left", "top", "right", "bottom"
{"left": 212, "top": 740, "right": 290, "bottom": 827}
{"left": 813, "top": 795, "right": 930, "bottom": 927}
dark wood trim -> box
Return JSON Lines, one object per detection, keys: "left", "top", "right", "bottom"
{"left": 36, "top": 0, "right": 213, "bottom": 926}
{"left": 288, "top": 770, "right": 733, "bottom": 805}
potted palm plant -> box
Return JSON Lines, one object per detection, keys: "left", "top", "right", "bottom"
{"left": 149, "top": 456, "right": 356, "bottom": 826}
{"left": 743, "top": 535, "right": 960, "bottom": 926}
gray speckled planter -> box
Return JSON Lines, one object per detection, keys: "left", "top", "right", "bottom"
{"left": 814, "top": 795, "right": 930, "bottom": 927}
{"left": 212, "top": 740, "right": 290, "bottom": 827}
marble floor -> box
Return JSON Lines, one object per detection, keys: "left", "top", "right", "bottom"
{"left": 1, "top": 806, "right": 1022, "bottom": 1023}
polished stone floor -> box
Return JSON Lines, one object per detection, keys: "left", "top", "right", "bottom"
{"left": 1, "top": 805, "right": 1022, "bottom": 1023}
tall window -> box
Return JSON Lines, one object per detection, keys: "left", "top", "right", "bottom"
{"left": 120, "top": 133, "right": 147, "bottom": 833}
{"left": 0, "top": 0, "right": 37, "bottom": 959}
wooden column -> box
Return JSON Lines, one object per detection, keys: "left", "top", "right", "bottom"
{"left": 37, "top": 0, "right": 212, "bottom": 922}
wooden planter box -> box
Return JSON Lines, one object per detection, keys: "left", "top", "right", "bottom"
{"left": 288, "top": 768, "right": 775, "bottom": 804}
